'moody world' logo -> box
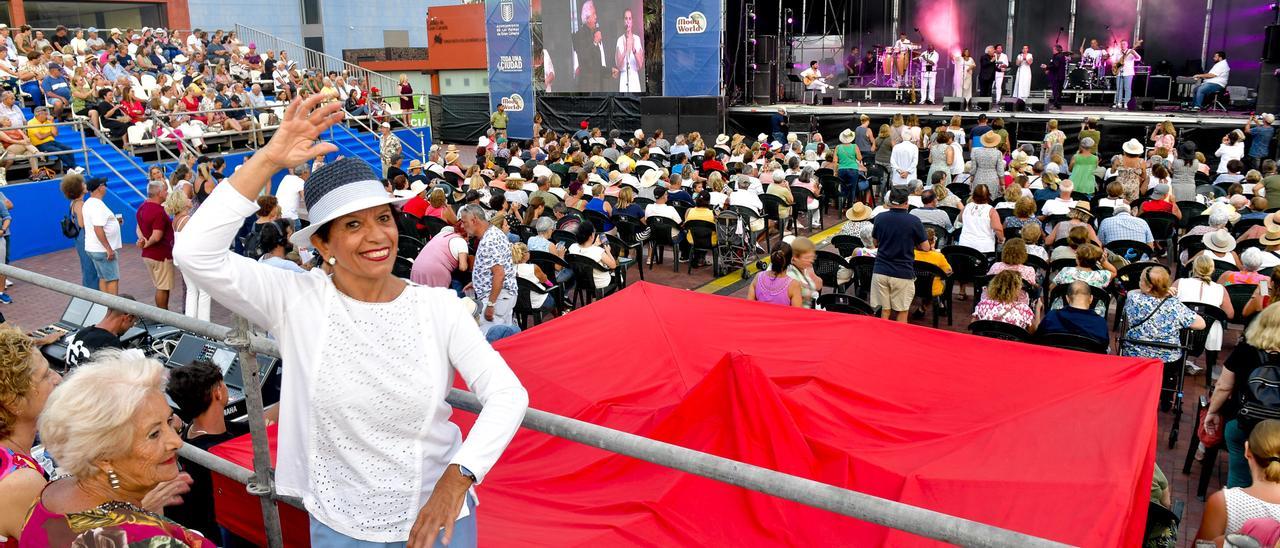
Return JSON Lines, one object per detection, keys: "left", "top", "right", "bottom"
{"left": 675, "top": 12, "right": 707, "bottom": 34}
{"left": 500, "top": 94, "right": 525, "bottom": 111}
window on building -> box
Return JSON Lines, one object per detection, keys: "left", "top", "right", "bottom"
{"left": 383, "top": 30, "right": 408, "bottom": 48}
{"left": 304, "top": 36, "right": 324, "bottom": 53}
{"left": 445, "top": 78, "right": 452, "bottom": 87}
{"left": 463, "top": 78, "right": 470, "bottom": 87}
{"left": 25, "top": 1, "right": 163, "bottom": 29}
{"left": 301, "top": 0, "right": 322, "bottom": 25}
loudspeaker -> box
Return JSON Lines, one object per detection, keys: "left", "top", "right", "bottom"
{"left": 971, "top": 97, "right": 993, "bottom": 110}
{"left": 1259, "top": 62, "right": 1280, "bottom": 114}
{"left": 1137, "top": 97, "right": 1156, "bottom": 111}
{"left": 752, "top": 67, "right": 776, "bottom": 104}
{"left": 820, "top": 96, "right": 833, "bottom": 105}
{"left": 641, "top": 97, "right": 682, "bottom": 136}
{"left": 1026, "top": 97, "right": 1048, "bottom": 112}
{"left": 1001, "top": 97, "right": 1024, "bottom": 112}
{"left": 678, "top": 97, "right": 726, "bottom": 137}
{"left": 1266, "top": 25, "right": 1280, "bottom": 62}
{"left": 943, "top": 96, "right": 965, "bottom": 110}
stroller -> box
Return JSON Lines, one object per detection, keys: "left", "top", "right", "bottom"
{"left": 715, "top": 209, "right": 759, "bottom": 279}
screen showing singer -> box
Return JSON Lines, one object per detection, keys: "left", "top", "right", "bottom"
{"left": 539, "top": 0, "right": 647, "bottom": 93}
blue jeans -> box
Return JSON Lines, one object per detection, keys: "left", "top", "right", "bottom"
{"left": 1193, "top": 82, "right": 1225, "bottom": 108}
{"left": 75, "top": 230, "right": 99, "bottom": 289}
{"left": 37, "top": 140, "right": 76, "bottom": 169}
{"left": 1115, "top": 75, "right": 1133, "bottom": 107}
{"left": 1227, "top": 418, "right": 1253, "bottom": 488}
{"left": 838, "top": 168, "right": 866, "bottom": 203}
{"left": 309, "top": 494, "right": 477, "bottom": 548}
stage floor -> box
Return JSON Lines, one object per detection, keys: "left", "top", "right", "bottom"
{"left": 729, "top": 102, "right": 1248, "bottom": 127}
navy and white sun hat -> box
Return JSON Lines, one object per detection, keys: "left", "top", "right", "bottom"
{"left": 290, "top": 157, "right": 408, "bottom": 248}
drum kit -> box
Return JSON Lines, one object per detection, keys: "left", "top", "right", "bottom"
{"left": 1068, "top": 55, "right": 1110, "bottom": 91}
{"left": 870, "top": 43, "right": 922, "bottom": 88}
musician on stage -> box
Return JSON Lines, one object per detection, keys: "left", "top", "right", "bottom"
{"left": 893, "top": 32, "right": 914, "bottom": 85}
{"left": 1189, "top": 50, "right": 1229, "bottom": 112}
{"left": 613, "top": 8, "right": 643, "bottom": 92}
{"left": 978, "top": 46, "right": 997, "bottom": 105}
{"left": 1081, "top": 39, "right": 1107, "bottom": 80}
{"left": 1111, "top": 40, "right": 1141, "bottom": 110}
{"left": 1042, "top": 44, "right": 1071, "bottom": 110}
{"left": 801, "top": 60, "right": 831, "bottom": 104}
{"left": 953, "top": 48, "right": 976, "bottom": 108}
{"left": 1012, "top": 45, "right": 1033, "bottom": 101}
{"left": 918, "top": 44, "right": 939, "bottom": 105}
{"left": 845, "top": 47, "right": 863, "bottom": 84}
{"left": 992, "top": 44, "right": 1010, "bottom": 103}
{"left": 572, "top": 0, "right": 609, "bottom": 92}
{"left": 893, "top": 32, "right": 913, "bottom": 54}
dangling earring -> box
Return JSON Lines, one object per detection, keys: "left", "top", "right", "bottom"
{"left": 327, "top": 256, "right": 337, "bottom": 266}
{"left": 107, "top": 469, "right": 121, "bottom": 490}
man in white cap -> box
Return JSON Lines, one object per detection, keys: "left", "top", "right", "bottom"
{"left": 379, "top": 122, "right": 401, "bottom": 178}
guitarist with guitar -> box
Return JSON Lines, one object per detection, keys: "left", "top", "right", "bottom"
{"left": 1111, "top": 40, "right": 1142, "bottom": 110}
{"left": 800, "top": 61, "right": 831, "bottom": 105}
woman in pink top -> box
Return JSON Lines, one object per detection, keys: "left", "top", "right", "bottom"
{"left": 410, "top": 226, "right": 470, "bottom": 293}
{"left": 747, "top": 244, "right": 802, "bottom": 306}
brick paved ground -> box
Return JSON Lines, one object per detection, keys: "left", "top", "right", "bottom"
{"left": 5, "top": 200, "right": 1228, "bottom": 545}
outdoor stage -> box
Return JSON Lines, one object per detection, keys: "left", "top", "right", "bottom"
{"left": 727, "top": 100, "right": 1251, "bottom": 156}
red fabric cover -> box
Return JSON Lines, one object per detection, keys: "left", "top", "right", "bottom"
{"left": 461, "top": 282, "right": 1162, "bottom": 547}
{"left": 211, "top": 282, "right": 1161, "bottom": 546}
{"left": 209, "top": 424, "right": 311, "bottom": 548}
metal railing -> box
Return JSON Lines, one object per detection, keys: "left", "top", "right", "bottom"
{"left": 235, "top": 24, "right": 398, "bottom": 95}
{"left": 0, "top": 118, "right": 147, "bottom": 200}
{"left": 0, "top": 265, "right": 1071, "bottom": 548}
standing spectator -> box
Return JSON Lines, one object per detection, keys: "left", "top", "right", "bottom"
{"left": 460, "top": 204, "right": 517, "bottom": 331}
{"left": 490, "top": 103, "right": 508, "bottom": 140}
{"left": 60, "top": 173, "right": 98, "bottom": 289}
{"left": 27, "top": 107, "right": 76, "bottom": 171}
{"left": 871, "top": 187, "right": 927, "bottom": 322}
{"left": 958, "top": 184, "right": 1003, "bottom": 253}
{"left": 275, "top": 163, "right": 309, "bottom": 229}
{"left": 971, "top": 131, "right": 1006, "bottom": 195}
{"left": 379, "top": 122, "right": 401, "bottom": 178}
{"left": 82, "top": 177, "right": 121, "bottom": 295}
{"left": 1246, "top": 114, "right": 1277, "bottom": 171}
{"left": 136, "top": 181, "right": 175, "bottom": 310}
{"left": 397, "top": 74, "right": 413, "bottom": 127}
{"left": 889, "top": 132, "right": 919, "bottom": 187}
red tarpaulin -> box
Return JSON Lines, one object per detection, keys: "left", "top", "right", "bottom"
{"left": 212, "top": 282, "right": 1162, "bottom": 546}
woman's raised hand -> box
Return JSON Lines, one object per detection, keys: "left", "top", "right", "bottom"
{"left": 260, "top": 93, "right": 344, "bottom": 170}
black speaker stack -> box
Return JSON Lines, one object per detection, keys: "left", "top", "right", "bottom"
{"left": 1261, "top": 25, "right": 1280, "bottom": 114}
{"left": 641, "top": 97, "right": 725, "bottom": 138}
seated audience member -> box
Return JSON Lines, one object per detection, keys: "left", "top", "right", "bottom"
{"left": 975, "top": 270, "right": 1040, "bottom": 331}
{"left": 528, "top": 217, "right": 564, "bottom": 257}
{"left": 1220, "top": 250, "right": 1269, "bottom": 287}
{"left": 1120, "top": 266, "right": 1206, "bottom": 363}
{"left": 1139, "top": 184, "right": 1182, "bottom": 220}
{"left": 912, "top": 228, "right": 952, "bottom": 318}
{"left": 1195, "top": 419, "right": 1280, "bottom": 544}
{"left": 165, "top": 359, "right": 254, "bottom": 544}
{"left": 1004, "top": 197, "right": 1042, "bottom": 232}
{"left": 410, "top": 224, "right": 470, "bottom": 295}
{"left": 511, "top": 243, "right": 557, "bottom": 314}
{"left": 786, "top": 236, "right": 822, "bottom": 308}
{"left": 748, "top": 242, "right": 802, "bottom": 307}
{"left": 1046, "top": 201, "right": 1097, "bottom": 245}
{"left": 1040, "top": 179, "right": 1075, "bottom": 216}
{"left": 62, "top": 295, "right": 137, "bottom": 369}
{"left": 1051, "top": 243, "right": 1115, "bottom": 292}
{"left": 0, "top": 325, "right": 63, "bottom": 542}
{"left": 568, "top": 222, "right": 618, "bottom": 291}
{"left": 987, "top": 238, "right": 1039, "bottom": 292}
{"left": 1176, "top": 254, "right": 1235, "bottom": 366}
{"left": 255, "top": 219, "right": 306, "bottom": 273}
{"left": 911, "top": 190, "right": 953, "bottom": 232}
{"left": 25, "top": 351, "right": 210, "bottom": 546}
{"left": 1022, "top": 224, "right": 1049, "bottom": 261}
{"left": 1039, "top": 281, "right": 1109, "bottom": 343}
{"left": 1098, "top": 199, "right": 1154, "bottom": 248}
{"left": 644, "top": 187, "right": 683, "bottom": 225}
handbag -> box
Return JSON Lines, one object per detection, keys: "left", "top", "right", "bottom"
{"left": 1197, "top": 407, "right": 1224, "bottom": 447}
{"left": 60, "top": 204, "right": 80, "bottom": 239}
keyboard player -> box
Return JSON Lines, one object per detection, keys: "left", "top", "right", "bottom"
{"left": 1187, "top": 51, "right": 1230, "bottom": 112}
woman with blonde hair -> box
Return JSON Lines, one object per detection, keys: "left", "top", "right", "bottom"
{"left": 1176, "top": 253, "right": 1234, "bottom": 361}
{"left": 22, "top": 351, "right": 209, "bottom": 546}
{"left": 785, "top": 236, "right": 822, "bottom": 308}
{"left": 0, "top": 326, "right": 63, "bottom": 542}
{"left": 1196, "top": 418, "right": 1280, "bottom": 543}
{"left": 1205, "top": 304, "right": 1280, "bottom": 490}
{"left": 1042, "top": 119, "right": 1066, "bottom": 163}
{"left": 975, "top": 270, "right": 1039, "bottom": 331}
{"left": 1120, "top": 265, "right": 1206, "bottom": 362}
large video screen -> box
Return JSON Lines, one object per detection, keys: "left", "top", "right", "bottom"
{"left": 539, "top": 0, "right": 647, "bottom": 93}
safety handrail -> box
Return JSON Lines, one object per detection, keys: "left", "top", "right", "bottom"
{"left": 0, "top": 264, "right": 1070, "bottom": 548}
{"left": 342, "top": 107, "right": 427, "bottom": 163}
{"left": 78, "top": 117, "right": 158, "bottom": 182}
{"left": 234, "top": 24, "right": 397, "bottom": 94}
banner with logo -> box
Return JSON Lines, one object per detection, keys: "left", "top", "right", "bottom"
{"left": 662, "top": 0, "right": 721, "bottom": 96}
{"left": 485, "top": 0, "right": 535, "bottom": 139}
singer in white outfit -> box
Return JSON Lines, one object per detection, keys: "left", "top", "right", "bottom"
{"left": 992, "top": 44, "right": 1009, "bottom": 102}
{"left": 918, "top": 45, "right": 939, "bottom": 104}
{"left": 1012, "top": 45, "right": 1033, "bottom": 100}
{"left": 614, "top": 9, "right": 644, "bottom": 92}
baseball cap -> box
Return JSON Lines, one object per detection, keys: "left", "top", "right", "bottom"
{"left": 85, "top": 177, "right": 107, "bottom": 192}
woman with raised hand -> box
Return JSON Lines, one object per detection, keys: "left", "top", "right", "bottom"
{"left": 173, "top": 93, "right": 528, "bottom": 547}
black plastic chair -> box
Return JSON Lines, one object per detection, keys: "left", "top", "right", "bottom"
{"left": 968, "top": 320, "right": 1032, "bottom": 342}
{"left": 609, "top": 215, "right": 646, "bottom": 281}
{"left": 758, "top": 193, "right": 793, "bottom": 242}
{"left": 1035, "top": 332, "right": 1109, "bottom": 353}
{"left": 941, "top": 245, "right": 990, "bottom": 303}
{"left": 397, "top": 234, "right": 425, "bottom": 262}
{"left": 421, "top": 215, "right": 450, "bottom": 240}
{"left": 566, "top": 254, "right": 619, "bottom": 306}
{"left": 1227, "top": 283, "right": 1260, "bottom": 324}
{"left": 831, "top": 235, "right": 860, "bottom": 258}
{"left": 813, "top": 250, "right": 850, "bottom": 294}
{"left": 550, "top": 229, "right": 578, "bottom": 249}
{"left": 510, "top": 223, "right": 538, "bottom": 243}
{"left": 790, "top": 186, "right": 821, "bottom": 233}
{"left": 684, "top": 219, "right": 720, "bottom": 274}
{"left": 1110, "top": 261, "right": 1163, "bottom": 329}
{"left": 1178, "top": 201, "right": 1207, "bottom": 229}
{"left": 946, "top": 182, "right": 971, "bottom": 204}
{"left": 822, "top": 298, "right": 877, "bottom": 316}
{"left": 1184, "top": 302, "right": 1230, "bottom": 389}
{"left": 514, "top": 277, "right": 557, "bottom": 328}
{"left": 939, "top": 205, "right": 961, "bottom": 224}
{"left": 914, "top": 261, "right": 952, "bottom": 327}
{"left": 529, "top": 250, "right": 572, "bottom": 307}
{"left": 646, "top": 217, "right": 681, "bottom": 271}
{"left": 584, "top": 209, "right": 612, "bottom": 234}
{"left": 819, "top": 175, "right": 845, "bottom": 213}
{"left": 1232, "top": 217, "right": 1265, "bottom": 238}
{"left": 846, "top": 255, "right": 876, "bottom": 301}
{"left": 1140, "top": 211, "right": 1179, "bottom": 258}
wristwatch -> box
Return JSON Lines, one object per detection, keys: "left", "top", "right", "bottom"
{"left": 458, "top": 465, "right": 477, "bottom": 483}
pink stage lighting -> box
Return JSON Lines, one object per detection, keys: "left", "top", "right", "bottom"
{"left": 916, "top": 0, "right": 960, "bottom": 51}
